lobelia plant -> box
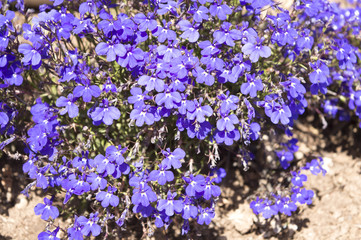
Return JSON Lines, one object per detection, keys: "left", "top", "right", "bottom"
{"left": 0, "top": 0, "right": 360, "bottom": 238}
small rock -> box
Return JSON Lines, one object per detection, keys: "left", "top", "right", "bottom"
{"left": 15, "top": 195, "right": 28, "bottom": 209}
{"left": 322, "top": 157, "right": 334, "bottom": 174}
{"left": 227, "top": 204, "right": 254, "bottom": 234}
{"left": 295, "top": 151, "right": 304, "bottom": 160}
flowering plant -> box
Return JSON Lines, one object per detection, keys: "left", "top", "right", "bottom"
{"left": 1, "top": 0, "right": 360, "bottom": 238}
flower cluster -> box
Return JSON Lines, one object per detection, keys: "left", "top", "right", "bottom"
{"left": 1, "top": 0, "right": 360, "bottom": 238}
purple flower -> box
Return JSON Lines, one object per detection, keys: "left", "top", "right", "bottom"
{"left": 18, "top": 43, "right": 42, "bottom": 67}
{"left": 106, "top": 145, "right": 126, "bottom": 164}
{"left": 155, "top": 87, "right": 182, "bottom": 109}
{"left": 157, "top": 1, "right": 179, "bottom": 16}
{"left": 242, "top": 38, "right": 271, "bottom": 62}
{"left": 161, "top": 148, "right": 185, "bottom": 169}
{"left": 291, "top": 188, "right": 314, "bottom": 205}
{"left": 261, "top": 199, "right": 278, "bottom": 219}
{"left": 95, "top": 42, "right": 126, "bottom": 62}
{"left": 303, "top": 158, "right": 327, "bottom": 176}
{"left": 181, "top": 197, "right": 198, "bottom": 219}
{"left": 277, "top": 197, "right": 297, "bottom": 216}
{"left": 132, "top": 183, "right": 157, "bottom": 207}
{"left": 309, "top": 60, "right": 329, "bottom": 84}
{"left": 241, "top": 73, "right": 263, "bottom": 97}
{"left": 178, "top": 20, "right": 199, "bottom": 43}
{"left": 296, "top": 29, "right": 314, "bottom": 50}
{"left": 209, "top": 2, "right": 232, "bottom": 20}
{"left": 87, "top": 172, "right": 107, "bottom": 191}
{"left": 133, "top": 13, "right": 157, "bottom": 31}
{"left": 137, "top": 75, "right": 165, "bottom": 92}
{"left": 203, "top": 176, "right": 221, "bottom": 200}
{"left": 291, "top": 171, "right": 307, "bottom": 187}
{"left": 157, "top": 191, "right": 183, "bottom": 216}
{"left": 213, "top": 22, "right": 242, "bottom": 47}
{"left": 90, "top": 98, "right": 120, "bottom": 125}
{"left": 270, "top": 103, "right": 292, "bottom": 125}
{"left": 197, "top": 207, "right": 214, "bottom": 225}
{"left": 152, "top": 21, "right": 177, "bottom": 43}
{"left": 0, "top": 111, "right": 9, "bottom": 128}
{"left": 77, "top": 212, "right": 101, "bottom": 237}
{"left": 128, "top": 87, "right": 151, "bottom": 108}
{"left": 186, "top": 98, "right": 213, "bottom": 123}
{"left": 192, "top": 6, "right": 209, "bottom": 22}
{"left": 216, "top": 113, "right": 239, "bottom": 131}
{"left": 214, "top": 129, "right": 241, "bottom": 145}
{"left": 94, "top": 153, "right": 115, "bottom": 175}
{"left": 117, "top": 45, "right": 144, "bottom": 69}
{"left": 56, "top": 94, "right": 79, "bottom": 118}
{"left": 34, "top": 197, "right": 59, "bottom": 220}
{"left": 276, "top": 149, "right": 294, "bottom": 169}
{"left": 219, "top": 92, "right": 239, "bottom": 114}
{"left": 129, "top": 105, "right": 155, "bottom": 127}
{"left": 149, "top": 163, "right": 174, "bottom": 185}
{"left": 183, "top": 174, "right": 205, "bottom": 197}
{"left": 192, "top": 67, "right": 215, "bottom": 86}
{"left": 250, "top": 197, "right": 265, "bottom": 215}
{"left": 73, "top": 82, "right": 101, "bottom": 102}
{"left": 96, "top": 186, "right": 119, "bottom": 207}
{"left": 38, "top": 227, "right": 60, "bottom": 240}
{"left": 187, "top": 120, "right": 212, "bottom": 140}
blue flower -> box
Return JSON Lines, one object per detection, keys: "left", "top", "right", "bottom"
{"left": 87, "top": 172, "right": 107, "bottom": 191}
{"left": 271, "top": 103, "right": 292, "bottom": 125}
{"left": 178, "top": 20, "right": 199, "bottom": 43}
{"left": 131, "top": 183, "right": 157, "bottom": 207}
{"left": 90, "top": 98, "right": 120, "bottom": 125}
{"left": 34, "top": 197, "right": 59, "bottom": 220}
{"left": 277, "top": 197, "right": 297, "bottom": 216}
{"left": 197, "top": 207, "right": 214, "bottom": 225}
{"left": 181, "top": 197, "right": 198, "bottom": 220}
{"left": 95, "top": 41, "right": 126, "bottom": 62}
{"left": 77, "top": 212, "right": 101, "bottom": 237}
{"left": 242, "top": 38, "right": 271, "bottom": 62}
{"left": 133, "top": 13, "right": 157, "bottom": 31}
{"left": 149, "top": 163, "right": 174, "bottom": 185}
{"left": 261, "top": 199, "right": 278, "bottom": 219}
{"left": 309, "top": 60, "right": 329, "bottom": 84}
{"left": 183, "top": 174, "right": 205, "bottom": 197}
{"left": 241, "top": 73, "right": 263, "bottom": 97}
{"left": 137, "top": 75, "right": 165, "bottom": 92}
{"left": 209, "top": 2, "right": 232, "bottom": 20}
{"left": 56, "top": 94, "right": 79, "bottom": 118}
{"left": 291, "top": 188, "right": 314, "bottom": 205}
{"left": 0, "top": 111, "right": 9, "bottom": 128}
{"left": 157, "top": 191, "right": 183, "bottom": 216}
{"left": 96, "top": 186, "right": 119, "bottom": 207}
{"left": 216, "top": 113, "right": 239, "bottom": 131}
{"left": 161, "top": 148, "right": 185, "bottom": 169}
{"left": 291, "top": 171, "right": 307, "bottom": 187}
{"left": 18, "top": 43, "right": 42, "bottom": 67}
{"left": 129, "top": 104, "right": 155, "bottom": 127}
{"left": 192, "top": 5, "right": 209, "bottom": 22}
{"left": 203, "top": 176, "right": 221, "bottom": 200}
{"left": 213, "top": 22, "right": 242, "bottom": 47}
{"left": 187, "top": 120, "right": 212, "bottom": 140}
{"left": 38, "top": 227, "right": 60, "bottom": 240}
{"left": 192, "top": 67, "right": 215, "bottom": 86}
{"left": 213, "top": 129, "right": 241, "bottom": 146}
{"left": 186, "top": 98, "right": 213, "bottom": 123}
{"left": 73, "top": 82, "right": 101, "bottom": 103}
{"left": 155, "top": 87, "right": 182, "bottom": 109}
